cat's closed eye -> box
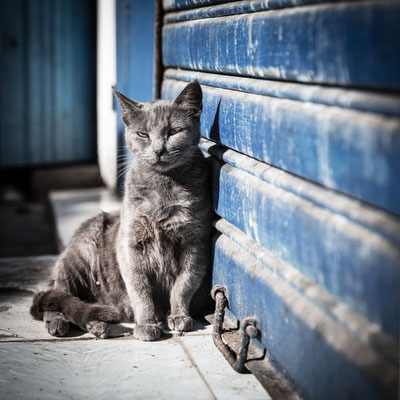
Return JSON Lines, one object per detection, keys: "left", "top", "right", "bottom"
{"left": 168, "top": 127, "right": 183, "bottom": 136}
{"left": 136, "top": 131, "right": 149, "bottom": 138}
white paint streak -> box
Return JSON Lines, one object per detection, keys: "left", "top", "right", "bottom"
{"left": 97, "top": 0, "right": 117, "bottom": 190}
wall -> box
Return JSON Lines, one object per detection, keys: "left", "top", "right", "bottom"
{"left": 161, "top": 1, "right": 400, "bottom": 398}
{"left": 0, "top": 0, "right": 97, "bottom": 168}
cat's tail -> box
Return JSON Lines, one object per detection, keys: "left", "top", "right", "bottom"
{"left": 30, "top": 290, "right": 120, "bottom": 329}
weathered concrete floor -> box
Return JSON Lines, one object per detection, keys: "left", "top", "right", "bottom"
{"left": 0, "top": 188, "right": 268, "bottom": 400}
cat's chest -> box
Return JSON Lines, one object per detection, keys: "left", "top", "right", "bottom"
{"left": 133, "top": 186, "right": 195, "bottom": 233}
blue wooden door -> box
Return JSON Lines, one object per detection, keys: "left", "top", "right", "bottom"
{"left": 0, "top": 0, "right": 96, "bottom": 167}
{"left": 161, "top": 1, "right": 400, "bottom": 399}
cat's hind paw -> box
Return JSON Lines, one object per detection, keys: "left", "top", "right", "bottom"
{"left": 167, "top": 315, "right": 194, "bottom": 332}
{"left": 86, "top": 321, "right": 111, "bottom": 339}
{"left": 45, "top": 317, "right": 70, "bottom": 337}
{"left": 134, "top": 324, "right": 162, "bottom": 341}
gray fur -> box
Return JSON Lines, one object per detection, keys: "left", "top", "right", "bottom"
{"left": 31, "top": 81, "right": 212, "bottom": 341}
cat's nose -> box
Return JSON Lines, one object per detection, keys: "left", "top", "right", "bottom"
{"left": 154, "top": 148, "right": 165, "bottom": 158}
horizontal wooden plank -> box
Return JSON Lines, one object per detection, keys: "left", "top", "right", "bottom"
{"left": 206, "top": 156, "right": 400, "bottom": 338}
{"left": 164, "top": 0, "right": 331, "bottom": 22}
{"left": 212, "top": 217, "right": 399, "bottom": 364}
{"left": 201, "top": 139, "right": 400, "bottom": 247}
{"left": 212, "top": 225, "right": 398, "bottom": 399}
{"left": 165, "top": 69, "right": 400, "bottom": 117}
{"left": 162, "top": 1, "right": 400, "bottom": 89}
{"left": 163, "top": 0, "right": 240, "bottom": 11}
{"left": 162, "top": 79, "right": 400, "bottom": 214}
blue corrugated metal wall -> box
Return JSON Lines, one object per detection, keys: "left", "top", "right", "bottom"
{"left": 0, "top": 0, "right": 96, "bottom": 167}
{"left": 161, "top": 0, "right": 400, "bottom": 398}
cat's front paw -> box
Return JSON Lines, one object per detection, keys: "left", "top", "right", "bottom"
{"left": 134, "top": 324, "right": 162, "bottom": 341}
{"left": 45, "top": 317, "right": 70, "bottom": 337}
{"left": 167, "top": 315, "right": 194, "bottom": 332}
{"left": 86, "top": 321, "right": 111, "bottom": 339}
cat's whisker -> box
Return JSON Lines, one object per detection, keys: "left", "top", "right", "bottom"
{"left": 116, "top": 164, "right": 131, "bottom": 180}
{"left": 116, "top": 169, "right": 128, "bottom": 177}
{"left": 116, "top": 160, "right": 131, "bottom": 166}
{"left": 116, "top": 157, "right": 130, "bottom": 162}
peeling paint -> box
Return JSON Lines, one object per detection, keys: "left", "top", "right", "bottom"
{"left": 162, "top": 1, "right": 400, "bottom": 89}
{"left": 164, "top": 0, "right": 324, "bottom": 20}
{"left": 160, "top": 1, "right": 400, "bottom": 397}
{"left": 213, "top": 231, "right": 398, "bottom": 399}
{"left": 163, "top": 79, "right": 400, "bottom": 214}
{"left": 208, "top": 157, "right": 400, "bottom": 338}
{"left": 200, "top": 140, "right": 400, "bottom": 246}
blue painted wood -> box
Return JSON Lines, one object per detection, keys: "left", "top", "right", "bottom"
{"left": 72, "top": 0, "right": 96, "bottom": 162}
{"left": 212, "top": 225, "right": 397, "bottom": 399}
{"left": 200, "top": 139, "right": 400, "bottom": 248}
{"left": 163, "top": 0, "right": 241, "bottom": 11}
{"left": 27, "top": 0, "right": 42, "bottom": 165}
{"left": 162, "top": 79, "right": 400, "bottom": 215}
{"left": 208, "top": 158, "right": 400, "bottom": 339}
{"left": 53, "top": 0, "right": 66, "bottom": 161}
{"left": 0, "top": 0, "right": 96, "bottom": 167}
{"left": 42, "top": 0, "right": 54, "bottom": 163}
{"left": 163, "top": 1, "right": 400, "bottom": 89}
{"left": 116, "top": 0, "right": 155, "bottom": 103}
{"left": 0, "top": 0, "right": 27, "bottom": 166}
{"left": 164, "top": 0, "right": 329, "bottom": 23}
{"left": 160, "top": 1, "right": 400, "bottom": 395}
{"left": 116, "top": 0, "right": 156, "bottom": 179}
{"left": 164, "top": 68, "right": 400, "bottom": 117}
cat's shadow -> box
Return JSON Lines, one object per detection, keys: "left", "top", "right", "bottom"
{"left": 61, "top": 323, "right": 134, "bottom": 339}
{"left": 110, "top": 323, "right": 135, "bottom": 337}
{"left": 63, "top": 326, "right": 91, "bottom": 338}
{"left": 63, "top": 320, "right": 210, "bottom": 340}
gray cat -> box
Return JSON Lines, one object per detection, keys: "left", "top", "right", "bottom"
{"left": 31, "top": 81, "right": 212, "bottom": 341}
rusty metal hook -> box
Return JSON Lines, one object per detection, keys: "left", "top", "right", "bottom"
{"left": 211, "top": 285, "right": 258, "bottom": 373}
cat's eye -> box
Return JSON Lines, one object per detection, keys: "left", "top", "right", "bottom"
{"left": 168, "top": 127, "right": 183, "bottom": 136}
{"left": 136, "top": 131, "right": 149, "bottom": 138}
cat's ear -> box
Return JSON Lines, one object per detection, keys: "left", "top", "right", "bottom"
{"left": 112, "top": 87, "right": 143, "bottom": 126}
{"left": 173, "top": 80, "right": 202, "bottom": 118}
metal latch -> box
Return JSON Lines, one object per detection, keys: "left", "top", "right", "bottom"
{"left": 211, "top": 285, "right": 259, "bottom": 373}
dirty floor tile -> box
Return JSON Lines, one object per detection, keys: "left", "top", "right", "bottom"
{"left": 0, "top": 294, "right": 212, "bottom": 342}
{"left": 0, "top": 295, "right": 93, "bottom": 342}
{"left": 179, "top": 335, "right": 269, "bottom": 399}
{"left": 0, "top": 339, "right": 215, "bottom": 400}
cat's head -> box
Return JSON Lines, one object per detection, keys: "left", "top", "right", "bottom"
{"left": 113, "top": 81, "right": 202, "bottom": 172}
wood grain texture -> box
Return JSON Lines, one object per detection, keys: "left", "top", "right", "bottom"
{"left": 212, "top": 225, "right": 397, "bottom": 400}
{"left": 0, "top": 0, "right": 27, "bottom": 166}
{"left": 162, "top": 79, "right": 400, "bottom": 215}
{"left": 116, "top": 0, "right": 156, "bottom": 180}
{"left": 164, "top": 0, "right": 329, "bottom": 22}
{"left": 164, "top": 68, "right": 400, "bottom": 117}
{"left": 163, "top": 0, "right": 241, "bottom": 11}
{"left": 207, "top": 155, "right": 400, "bottom": 339}
{"left": 163, "top": 1, "right": 400, "bottom": 89}
{"left": 0, "top": 0, "right": 96, "bottom": 167}
{"left": 201, "top": 139, "right": 400, "bottom": 247}
{"left": 160, "top": 1, "right": 400, "bottom": 396}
